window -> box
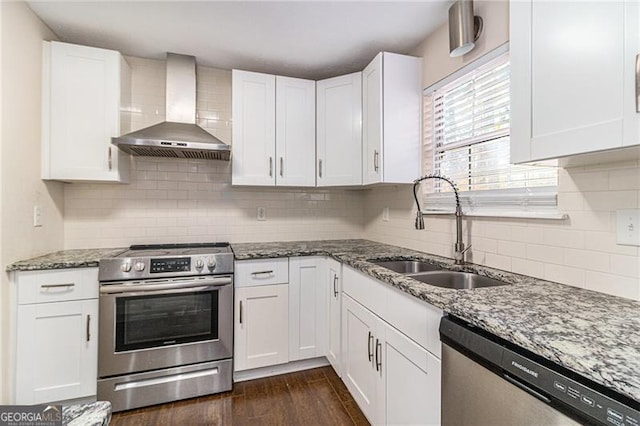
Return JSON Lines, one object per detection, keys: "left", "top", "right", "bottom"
{"left": 421, "top": 45, "right": 560, "bottom": 218}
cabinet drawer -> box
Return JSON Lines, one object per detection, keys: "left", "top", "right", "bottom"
{"left": 235, "top": 258, "right": 289, "bottom": 287}
{"left": 342, "top": 265, "right": 386, "bottom": 315}
{"left": 16, "top": 268, "right": 98, "bottom": 305}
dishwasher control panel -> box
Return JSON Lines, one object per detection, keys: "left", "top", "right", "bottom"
{"left": 503, "top": 349, "right": 640, "bottom": 426}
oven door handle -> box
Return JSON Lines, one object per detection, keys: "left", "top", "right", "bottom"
{"left": 99, "top": 277, "right": 232, "bottom": 294}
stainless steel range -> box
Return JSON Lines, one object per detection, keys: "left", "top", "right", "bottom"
{"left": 97, "top": 242, "right": 234, "bottom": 412}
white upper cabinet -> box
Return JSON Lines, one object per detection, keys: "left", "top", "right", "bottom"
{"left": 362, "top": 52, "right": 422, "bottom": 185}
{"left": 232, "top": 70, "right": 276, "bottom": 186}
{"left": 42, "top": 41, "right": 131, "bottom": 183}
{"left": 316, "top": 72, "right": 363, "bottom": 186}
{"left": 232, "top": 70, "right": 315, "bottom": 186}
{"left": 276, "top": 76, "right": 316, "bottom": 186}
{"left": 510, "top": 0, "right": 640, "bottom": 163}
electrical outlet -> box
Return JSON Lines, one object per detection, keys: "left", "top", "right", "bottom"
{"left": 616, "top": 209, "right": 640, "bottom": 246}
{"left": 33, "top": 205, "right": 43, "bottom": 227}
{"left": 382, "top": 207, "right": 390, "bottom": 222}
{"left": 257, "top": 207, "right": 267, "bottom": 221}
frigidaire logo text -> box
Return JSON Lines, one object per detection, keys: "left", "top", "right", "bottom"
{"left": 511, "top": 360, "right": 539, "bottom": 378}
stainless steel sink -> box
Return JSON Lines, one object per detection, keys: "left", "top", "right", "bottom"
{"left": 408, "top": 271, "right": 509, "bottom": 289}
{"left": 369, "top": 259, "right": 443, "bottom": 274}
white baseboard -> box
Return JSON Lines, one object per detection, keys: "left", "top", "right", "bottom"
{"left": 233, "top": 357, "right": 330, "bottom": 383}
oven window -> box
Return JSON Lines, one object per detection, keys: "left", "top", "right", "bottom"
{"left": 115, "top": 290, "right": 219, "bottom": 352}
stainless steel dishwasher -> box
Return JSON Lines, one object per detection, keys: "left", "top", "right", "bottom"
{"left": 440, "top": 316, "right": 640, "bottom": 426}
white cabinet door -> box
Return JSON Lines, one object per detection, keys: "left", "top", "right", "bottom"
{"left": 376, "top": 320, "right": 441, "bottom": 426}
{"left": 232, "top": 70, "right": 276, "bottom": 186}
{"left": 511, "top": 1, "right": 639, "bottom": 162}
{"left": 16, "top": 299, "right": 98, "bottom": 404}
{"left": 275, "top": 76, "right": 316, "bottom": 187}
{"left": 288, "top": 257, "right": 326, "bottom": 361}
{"left": 316, "top": 72, "right": 363, "bottom": 186}
{"left": 342, "top": 294, "right": 377, "bottom": 423}
{"left": 234, "top": 284, "right": 288, "bottom": 371}
{"left": 362, "top": 53, "right": 383, "bottom": 185}
{"left": 362, "top": 52, "right": 421, "bottom": 185}
{"left": 326, "top": 258, "right": 342, "bottom": 375}
{"left": 43, "top": 41, "right": 130, "bottom": 183}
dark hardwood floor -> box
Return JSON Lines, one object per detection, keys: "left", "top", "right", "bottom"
{"left": 110, "top": 366, "right": 369, "bottom": 426}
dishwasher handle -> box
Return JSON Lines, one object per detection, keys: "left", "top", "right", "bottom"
{"left": 504, "top": 373, "right": 551, "bottom": 404}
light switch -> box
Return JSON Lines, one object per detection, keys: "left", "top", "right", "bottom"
{"left": 616, "top": 209, "right": 640, "bottom": 246}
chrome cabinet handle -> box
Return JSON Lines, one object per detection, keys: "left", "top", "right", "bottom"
{"left": 108, "top": 147, "right": 113, "bottom": 171}
{"left": 279, "top": 157, "right": 284, "bottom": 177}
{"left": 251, "top": 270, "right": 274, "bottom": 276}
{"left": 318, "top": 159, "right": 323, "bottom": 178}
{"left": 333, "top": 275, "right": 338, "bottom": 298}
{"left": 373, "top": 150, "right": 379, "bottom": 172}
{"left": 367, "top": 331, "right": 374, "bottom": 362}
{"left": 636, "top": 54, "right": 640, "bottom": 112}
{"left": 86, "top": 314, "right": 91, "bottom": 342}
{"left": 239, "top": 300, "right": 243, "bottom": 325}
{"left": 375, "top": 339, "right": 382, "bottom": 372}
{"left": 269, "top": 157, "right": 273, "bottom": 177}
{"left": 41, "top": 283, "right": 75, "bottom": 289}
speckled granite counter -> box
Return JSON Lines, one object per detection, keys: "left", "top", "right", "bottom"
{"left": 63, "top": 401, "right": 111, "bottom": 426}
{"left": 232, "top": 239, "right": 640, "bottom": 404}
{"left": 6, "top": 248, "right": 126, "bottom": 272}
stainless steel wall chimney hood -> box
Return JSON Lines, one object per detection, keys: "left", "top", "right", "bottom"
{"left": 112, "top": 53, "right": 231, "bottom": 161}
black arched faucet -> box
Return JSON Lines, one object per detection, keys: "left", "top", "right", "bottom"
{"left": 413, "top": 174, "right": 471, "bottom": 265}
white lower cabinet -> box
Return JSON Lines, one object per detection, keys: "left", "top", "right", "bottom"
{"left": 17, "top": 300, "right": 98, "bottom": 404}
{"left": 377, "top": 319, "right": 441, "bottom": 426}
{"left": 234, "top": 283, "right": 289, "bottom": 371}
{"left": 341, "top": 265, "right": 442, "bottom": 426}
{"left": 13, "top": 268, "right": 99, "bottom": 404}
{"left": 342, "top": 294, "right": 441, "bottom": 425}
{"left": 342, "top": 294, "right": 377, "bottom": 419}
{"left": 326, "top": 258, "right": 342, "bottom": 375}
{"left": 289, "top": 257, "right": 326, "bottom": 361}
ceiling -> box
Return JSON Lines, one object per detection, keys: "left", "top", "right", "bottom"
{"left": 28, "top": 1, "right": 450, "bottom": 80}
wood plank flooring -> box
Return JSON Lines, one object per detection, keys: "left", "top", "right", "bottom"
{"left": 110, "top": 366, "right": 369, "bottom": 426}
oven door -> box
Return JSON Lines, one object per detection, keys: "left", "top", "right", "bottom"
{"left": 98, "top": 275, "right": 233, "bottom": 378}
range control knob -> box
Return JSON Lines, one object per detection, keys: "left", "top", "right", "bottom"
{"left": 134, "top": 262, "right": 145, "bottom": 272}
{"left": 207, "top": 258, "right": 217, "bottom": 271}
{"left": 121, "top": 261, "right": 132, "bottom": 273}
{"left": 195, "top": 259, "right": 204, "bottom": 270}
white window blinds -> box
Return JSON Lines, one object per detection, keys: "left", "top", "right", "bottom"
{"left": 422, "top": 49, "right": 559, "bottom": 217}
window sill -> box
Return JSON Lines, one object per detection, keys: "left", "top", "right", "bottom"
{"left": 420, "top": 210, "right": 568, "bottom": 220}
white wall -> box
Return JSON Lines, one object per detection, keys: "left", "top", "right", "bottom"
{"left": 63, "top": 57, "right": 364, "bottom": 248}
{"left": 363, "top": 0, "right": 640, "bottom": 300}
{"left": 0, "top": 2, "right": 64, "bottom": 403}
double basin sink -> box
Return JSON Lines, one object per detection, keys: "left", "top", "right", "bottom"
{"left": 369, "top": 260, "right": 509, "bottom": 290}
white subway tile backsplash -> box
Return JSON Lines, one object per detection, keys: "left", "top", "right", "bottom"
{"left": 544, "top": 264, "right": 585, "bottom": 288}
{"left": 497, "top": 240, "right": 526, "bottom": 259}
{"left": 563, "top": 248, "right": 610, "bottom": 273}
{"left": 610, "top": 254, "right": 640, "bottom": 278}
{"left": 542, "top": 228, "right": 585, "bottom": 249}
{"left": 511, "top": 258, "right": 545, "bottom": 278}
{"left": 584, "top": 271, "right": 639, "bottom": 300}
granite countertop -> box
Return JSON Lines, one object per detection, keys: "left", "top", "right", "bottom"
{"left": 233, "top": 239, "right": 640, "bottom": 405}
{"left": 6, "top": 248, "right": 126, "bottom": 271}
{"left": 7, "top": 239, "right": 640, "bottom": 404}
